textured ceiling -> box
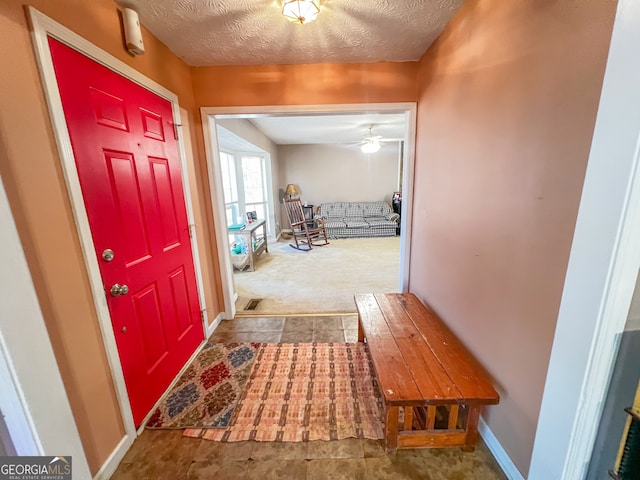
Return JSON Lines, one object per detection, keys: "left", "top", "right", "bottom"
{"left": 217, "top": 113, "right": 406, "bottom": 152}
{"left": 117, "top": 0, "right": 465, "bottom": 66}
{"left": 249, "top": 113, "right": 407, "bottom": 144}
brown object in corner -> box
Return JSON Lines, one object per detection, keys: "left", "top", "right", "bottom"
{"left": 355, "top": 292, "right": 500, "bottom": 453}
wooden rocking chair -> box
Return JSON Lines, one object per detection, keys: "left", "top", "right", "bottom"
{"left": 283, "top": 198, "right": 329, "bottom": 251}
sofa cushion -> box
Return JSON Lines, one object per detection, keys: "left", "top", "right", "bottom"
{"left": 366, "top": 217, "right": 394, "bottom": 227}
{"left": 363, "top": 201, "right": 392, "bottom": 217}
{"left": 344, "top": 204, "right": 365, "bottom": 217}
{"left": 345, "top": 218, "right": 369, "bottom": 228}
{"left": 324, "top": 219, "right": 346, "bottom": 228}
{"left": 321, "top": 203, "right": 346, "bottom": 218}
{"left": 326, "top": 205, "right": 344, "bottom": 218}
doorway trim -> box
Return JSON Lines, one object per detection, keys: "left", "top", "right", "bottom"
{"left": 201, "top": 103, "right": 416, "bottom": 318}
{"left": 28, "top": 6, "right": 209, "bottom": 474}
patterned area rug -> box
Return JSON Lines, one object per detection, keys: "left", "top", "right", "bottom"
{"left": 184, "top": 342, "right": 385, "bottom": 442}
{"left": 146, "top": 342, "right": 260, "bottom": 429}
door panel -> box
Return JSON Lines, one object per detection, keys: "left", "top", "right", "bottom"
{"left": 149, "top": 158, "right": 181, "bottom": 249}
{"left": 168, "top": 267, "right": 195, "bottom": 337}
{"left": 49, "top": 38, "right": 203, "bottom": 425}
{"left": 90, "top": 88, "right": 129, "bottom": 132}
{"left": 133, "top": 284, "right": 169, "bottom": 370}
{"left": 140, "top": 108, "right": 165, "bottom": 141}
{"left": 106, "top": 151, "right": 152, "bottom": 265}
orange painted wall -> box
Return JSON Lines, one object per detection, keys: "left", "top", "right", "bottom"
{"left": 411, "top": 0, "right": 616, "bottom": 473}
{"left": 0, "top": 0, "right": 219, "bottom": 473}
{"left": 192, "top": 62, "right": 417, "bottom": 107}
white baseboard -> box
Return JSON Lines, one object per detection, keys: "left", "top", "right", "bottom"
{"left": 93, "top": 434, "right": 133, "bottom": 480}
{"left": 479, "top": 416, "right": 525, "bottom": 480}
{"left": 206, "top": 312, "right": 223, "bottom": 338}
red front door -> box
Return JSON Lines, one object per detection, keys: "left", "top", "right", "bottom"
{"left": 49, "top": 38, "right": 204, "bottom": 425}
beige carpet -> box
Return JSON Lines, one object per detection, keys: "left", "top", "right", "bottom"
{"left": 233, "top": 236, "right": 400, "bottom": 315}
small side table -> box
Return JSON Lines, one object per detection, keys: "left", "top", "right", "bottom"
{"left": 228, "top": 219, "right": 268, "bottom": 272}
{"left": 302, "top": 204, "right": 314, "bottom": 228}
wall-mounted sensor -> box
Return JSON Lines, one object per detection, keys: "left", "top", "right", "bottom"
{"left": 122, "top": 7, "right": 145, "bottom": 55}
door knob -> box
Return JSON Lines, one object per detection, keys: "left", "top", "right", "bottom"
{"left": 110, "top": 283, "right": 129, "bottom": 297}
{"left": 102, "top": 249, "right": 115, "bottom": 262}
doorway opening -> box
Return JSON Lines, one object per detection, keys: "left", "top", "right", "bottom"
{"left": 201, "top": 104, "right": 417, "bottom": 319}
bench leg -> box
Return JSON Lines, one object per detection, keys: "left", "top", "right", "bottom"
{"left": 403, "top": 406, "right": 413, "bottom": 431}
{"left": 385, "top": 406, "right": 399, "bottom": 452}
{"left": 462, "top": 405, "right": 481, "bottom": 452}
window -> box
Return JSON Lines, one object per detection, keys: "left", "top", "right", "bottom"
{"left": 219, "top": 149, "right": 272, "bottom": 235}
{"left": 219, "top": 151, "right": 239, "bottom": 225}
{"left": 241, "top": 155, "right": 268, "bottom": 224}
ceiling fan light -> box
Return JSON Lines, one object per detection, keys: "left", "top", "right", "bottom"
{"left": 282, "top": 0, "right": 320, "bottom": 25}
{"left": 361, "top": 139, "right": 381, "bottom": 154}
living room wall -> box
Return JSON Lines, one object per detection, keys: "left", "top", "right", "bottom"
{"left": 411, "top": 0, "right": 617, "bottom": 474}
{"left": 279, "top": 143, "right": 400, "bottom": 208}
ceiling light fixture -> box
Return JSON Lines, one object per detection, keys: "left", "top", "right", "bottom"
{"left": 282, "top": 0, "right": 320, "bottom": 25}
{"left": 361, "top": 138, "right": 381, "bottom": 154}
{"left": 361, "top": 126, "right": 382, "bottom": 153}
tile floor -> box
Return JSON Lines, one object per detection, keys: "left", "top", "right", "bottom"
{"left": 209, "top": 314, "right": 360, "bottom": 344}
{"left": 110, "top": 315, "right": 507, "bottom": 480}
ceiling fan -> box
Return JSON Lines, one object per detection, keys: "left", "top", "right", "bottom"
{"left": 356, "top": 125, "right": 401, "bottom": 153}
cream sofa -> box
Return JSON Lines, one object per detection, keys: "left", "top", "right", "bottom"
{"left": 317, "top": 201, "right": 399, "bottom": 238}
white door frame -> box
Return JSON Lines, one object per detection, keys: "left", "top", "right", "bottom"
{"left": 529, "top": 0, "right": 640, "bottom": 478}
{"left": 28, "top": 6, "right": 210, "bottom": 474}
{"left": 201, "top": 103, "right": 416, "bottom": 319}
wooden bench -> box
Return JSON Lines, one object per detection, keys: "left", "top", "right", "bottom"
{"left": 355, "top": 292, "right": 499, "bottom": 452}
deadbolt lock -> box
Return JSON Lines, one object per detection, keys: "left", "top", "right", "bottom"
{"left": 102, "top": 249, "right": 115, "bottom": 262}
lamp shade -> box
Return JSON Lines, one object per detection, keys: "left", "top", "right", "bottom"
{"left": 282, "top": 0, "right": 320, "bottom": 25}
{"left": 285, "top": 184, "right": 300, "bottom": 197}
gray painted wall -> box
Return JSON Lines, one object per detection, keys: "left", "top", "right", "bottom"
{"left": 587, "top": 328, "right": 640, "bottom": 478}
{"left": 587, "top": 269, "right": 640, "bottom": 478}
{"left": 0, "top": 411, "right": 15, "bottom": 456}
{"left": 625, "top": 269, "right": 640, "bottom": 331}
